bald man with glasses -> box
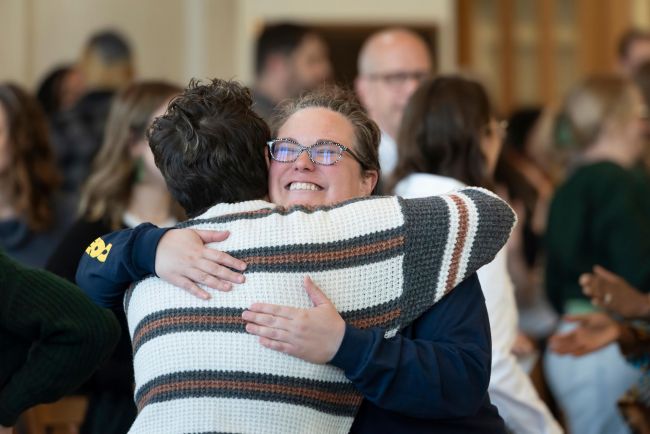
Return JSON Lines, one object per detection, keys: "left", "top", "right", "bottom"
{"left": 355, "top": 28, "right": 432, "bottom": 181}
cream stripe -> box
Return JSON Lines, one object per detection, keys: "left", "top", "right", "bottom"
{"left": 454, "top": 191, "right": 479, "bottom": 287}
{"left": 127, "top": 257, "right": 404, "bottom": 336}
{"left": 434, "top": 194, "right": 459, "bottom": 302}
{"left": 128, "top": 397, "right": 353, "bottom": 434}
{"left": 132, "top": 332, "right": 348, "bottom": 388}
{"left": 189, "top": 196, "right": 404, "bottom": 251}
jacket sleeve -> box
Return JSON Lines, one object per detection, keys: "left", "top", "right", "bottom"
{"left": 329, "top": 273, "right": 492, "bottom": 418}
{"left": 0, "top": 256, "right": 120, "bottom": 426}
{"left": 75, "top": 223, "right": 169, "bottom": 308}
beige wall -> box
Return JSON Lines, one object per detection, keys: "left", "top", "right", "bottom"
{"left": 0, "top": 0, "right": 451, "bottom": 91}
{"left": 0, "top": 0, "right": 237, "bottom": 90}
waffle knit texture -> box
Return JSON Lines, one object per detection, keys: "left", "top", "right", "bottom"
{"left": 125, "top": 189, "right": 516, "bottom": 434}
{"left": 0, "top": 251, "right": 120, "bottom": 426}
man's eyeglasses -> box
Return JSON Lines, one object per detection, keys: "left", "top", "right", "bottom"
{"left": 365, "top": 71, "right": 431, "bottom": 87}
{"left": 267, "top": 138, "right": 362, "bottom": 166}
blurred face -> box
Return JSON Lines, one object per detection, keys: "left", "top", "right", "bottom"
{"left": 268, "top": 107, "right": 377, "bottom": 208}
{"left": 287, "top": 34, "right": 332, "bottom": 97}
{"left": 356, "top": 32, "right": 432, "bottom": 138}
{"left": 132, "top": 101, "right": 169, "bottom": 185}
{"left": 480, "top": 118, "right": 506, "bottom": 177}
{"left": 622, "top": 39, "right": 650, "bottom": 77}
{"left": 0, "top": 104, "right": 10, "bottom": 175}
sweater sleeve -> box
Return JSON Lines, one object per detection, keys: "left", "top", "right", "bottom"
{"left": 75, "top": 223, "right": 170, "bottom": 308}
{"left": 0, "top": 254, "right": 120, "bottom": 426}
{"left": 330, "top": 273, "right": 492, "bottom": 418}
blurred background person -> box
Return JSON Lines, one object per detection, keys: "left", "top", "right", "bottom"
{"left": 252, "top": 23, "right": 332, "bottom": 122}
{"left": 0, "top": 83, "right": 74, "bottom": 268}
{"left": 544, "top": 75, "right": 650, "bottom": 434}
{"left": 494, "top": 107, "right": 559, "bottom": 340}
{"left": 389, "top": 75, "right": 562, "bottom": 434}
{"left": 619, "top": 28, "right": 650, "bottom": 78}
{"left": 36, "top": 64, "right": 84, "bottom": 120}
{"left": 50, "top": 29, "right": 135, "bottom": 197}
{"left": 45, "top": 80, "right": 183, "bottom": 434}
{"left": 355, "top": 28, "right": 432, "bottom": 182}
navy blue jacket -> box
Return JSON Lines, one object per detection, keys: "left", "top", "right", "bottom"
{"left": 76, "top": 224, "right": 505, "bottom": 433}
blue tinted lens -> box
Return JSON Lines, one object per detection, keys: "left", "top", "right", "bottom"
{"left": 311, "top": 143, "right": 341, "bottom": 165}
{"left": 272, "top": 141, "right": 302, "bottom": 161}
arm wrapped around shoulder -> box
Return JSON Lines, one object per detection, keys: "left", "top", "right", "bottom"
{"left": 395, "top": 186, "right": 516, "bottom": 330}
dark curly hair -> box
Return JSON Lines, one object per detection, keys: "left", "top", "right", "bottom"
{"left": 147, "top": 78, "right": 270, "bottom": 217}
{"left": 0, "top": 83, "right": 61, "bottom": 230}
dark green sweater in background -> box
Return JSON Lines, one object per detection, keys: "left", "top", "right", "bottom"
{"left": 546, "top": 161, "right": 650, "bottom": 314}
{"left": 0, "top": 251, "right": 120, "bottom": 427}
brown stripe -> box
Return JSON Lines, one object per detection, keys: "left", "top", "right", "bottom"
{"left": 240, "top": 236, "right": 404, "bottom": 265}
{"left": 138, "top": 378, "right": 363, "bottom": 410}
{"left": 445, "top": 195, "right": 469, "bottom": 293}
{"left": 347, "top": 308, "right": 401, "bottom": 329}
{"left": 133, "top": 315, "right": 245, "bottom": 350}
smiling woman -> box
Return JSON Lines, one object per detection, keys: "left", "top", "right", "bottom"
{"left": 267, "top": 87, "right": 380, "bottom": 208}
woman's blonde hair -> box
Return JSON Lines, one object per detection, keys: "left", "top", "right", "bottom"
{"left": 78, "top": 81, "right": 182, "bottom": 229}
{"left": 555, "top": 75, "right": 639, "bottom": 152}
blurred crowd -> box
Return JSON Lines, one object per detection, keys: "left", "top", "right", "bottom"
{"left": 2, "top": 22, "right": 650, "bottom": 434}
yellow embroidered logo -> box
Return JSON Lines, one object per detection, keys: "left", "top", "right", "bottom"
{"left": 85, "top": 237, "right": 112, "bottom": 263}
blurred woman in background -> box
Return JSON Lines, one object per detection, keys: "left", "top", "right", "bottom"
{"left": 389, "top": 75, "right": 562, "bottom": 434}
{"left": 0, "top": 83, "right": 74, "bottom": 268}
{"left": 46, "top": 80, "right": 183, "bottom": 434}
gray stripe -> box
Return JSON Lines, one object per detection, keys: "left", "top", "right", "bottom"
{"left": 460, "top": 189, "right": 515, "bottom": 282}
{"left": 135, "top": 370, "right": 360, "bottom": 417}
{"left": 398, "top": 195, "right": 449, "bottom": 327}
{"left": 132, "top": 298, "right": 404, "bottom": 354}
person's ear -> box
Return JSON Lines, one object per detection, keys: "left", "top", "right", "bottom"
{"left": 265, "top": 145, "right": 271, "bottom": 168}
{"left": 361, "top": 170, "right": 379, "bottom": 195}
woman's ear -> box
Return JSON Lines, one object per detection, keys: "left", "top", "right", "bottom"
{"left": 361, "top": 170, "right": 379, "bottom": 195}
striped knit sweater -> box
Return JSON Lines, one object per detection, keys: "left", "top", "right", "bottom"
{"left": 125, "top": 189, "right": 516, "bottom": 434}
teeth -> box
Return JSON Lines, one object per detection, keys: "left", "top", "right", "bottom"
{"left": 289, "top": 182, "right": 320, "bottom": 191}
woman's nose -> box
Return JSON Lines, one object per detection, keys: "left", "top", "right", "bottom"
{"left": 293, "top": 150, "right": 315, "bottom": 170}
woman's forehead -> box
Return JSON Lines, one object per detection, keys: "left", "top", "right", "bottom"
{"left": 278, "top": 107, "right": 355, "bottom": 146}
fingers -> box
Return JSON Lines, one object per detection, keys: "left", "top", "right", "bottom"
{"left": 247, "top": 303, "right": 297, "bottom": 319}
{"left": 579, "top": 273, "right": 593, "bottom": 291}
{"left": 245, "top": 322, "right": 290, "bottom": 341}
{"left": 593, "top": 265, "right": 620, "bottom": 282}
{"left": 171, "top": 276, "right": 212, "bottom": 300}
{"left": 562, "top": 314, "right": 587, "bottom": 323}
{"left": 184, "top": 268, "right": 233, "bottom": 292}
{"left": 242, "top": 310, "right": 291, "bottom": 330}
{"left": 194, "top": 229, "right": 231, "bottom": 243}
{"left": 202, "top": 248, "right": 247, "bottom": 272}
{"left": 303, "top": 276, "right": 331, "bottom": 306}
{"left": 196, "top": 258, "right": 245, "bottom": 284}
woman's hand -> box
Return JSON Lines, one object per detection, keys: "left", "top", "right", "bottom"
{"left": 154, "top": 228, "right": 247, "bottom": 299}
{"left": 242, "top": 276, "right": 346, "bottom": 364}
{"left": 580, "top": 265, "right": 650, "bottom": 319}
{"left": 548, "top": 312, "right": 621, "bottom": 356}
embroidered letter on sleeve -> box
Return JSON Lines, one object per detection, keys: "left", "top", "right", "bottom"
{"left": 85, "top": 237, "right": 113, "bottom": 263}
